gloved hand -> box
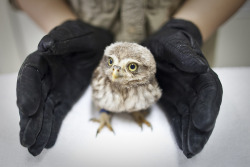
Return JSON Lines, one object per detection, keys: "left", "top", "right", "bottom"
{"left": 16, "top": 20, "right": 113, "bottom": 156}
{"left": 142, "top": 19, "right": 222, "bottom": 158}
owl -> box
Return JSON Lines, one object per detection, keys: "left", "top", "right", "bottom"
{"left": 91, "top": 42, "right": 162, "bottom": 135}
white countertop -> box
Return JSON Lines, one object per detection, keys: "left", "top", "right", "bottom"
{"left": 0, "top": 67, "right": 250, "bottom": 167}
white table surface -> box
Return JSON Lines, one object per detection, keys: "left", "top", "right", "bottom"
{"left": 0, "top": 67, "right": 250, "bottom": 167}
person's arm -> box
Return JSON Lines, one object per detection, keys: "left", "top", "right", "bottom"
{"left": 16, "top": 0, "right": 77, "bottom": 33}
{"left": 173, "top": 0, "right": 246, "bottom": 42}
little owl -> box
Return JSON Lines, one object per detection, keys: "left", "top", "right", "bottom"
{"left": 91, "top": 42, "right": 162, "bottom": 135}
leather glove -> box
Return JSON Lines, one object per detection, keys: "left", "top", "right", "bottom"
{"left": 17, "top": 20, "right": 113, "bottom": 156}
{"left": 142, "top": 19, "right": 223, "bottom": 158}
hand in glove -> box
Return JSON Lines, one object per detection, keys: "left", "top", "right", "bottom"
{"left": 142, "top": 19, "right": 222, "bottom": 158}
{"left": 17, "top": 20, "right": 113, "bottom": 156}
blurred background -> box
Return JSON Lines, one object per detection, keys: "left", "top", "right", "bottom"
{"left": 0, "top": 0, "right": 250, "bottom": 74}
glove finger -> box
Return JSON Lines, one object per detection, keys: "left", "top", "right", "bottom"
{"left": 192, "top": 70, "right": 223, "bottom": 132}
{"left": 19, "top": 71, "right": 51, "bottom": 148}
{"left": 45, "top": 103, "right": 70, "bottom": 148}
{"left": 20, "top": 107, "right": 43, "bottom": 147}
{"left": 28, "top": 95, "right": 54, "bottom": 156}
{"left": 181, "top": 116, "right": 208, "bottom": 158}
{"left": 17, "top": 66, "right": 42, "bottom": 116}
{"left": 168, "top": 105, "right": 183, "bottom": 150}
{"left": 17, "top": 51, "right": 49, "bottom": 116}
{"left": 186, "top": 120, "right": 212, "bottom": 157}
{"left": 19, "top": 113, "right": 30, "bottom": 145}
{"left": 181, "top": 114, "right": 193, "bottom": 158}
{"left": 158, "top": 96, "right": 183, "bottom": 150}
{"left": 175, "top": 102, "right": 202, "bottom": 158}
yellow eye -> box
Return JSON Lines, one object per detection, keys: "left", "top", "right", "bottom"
{"left": 128, "top": 63, "right": 137, "bottom": 72}
{"left": 108, "top": 57, "right": 113, "bottom": 66}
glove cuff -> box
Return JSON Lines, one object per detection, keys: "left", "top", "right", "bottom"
{"left": 162, "top": 19, "right": 203, "bottom": 46}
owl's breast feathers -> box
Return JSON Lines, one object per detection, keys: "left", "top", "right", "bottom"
{"left": 92, "top": 68, "right": 162, "bottom": 113}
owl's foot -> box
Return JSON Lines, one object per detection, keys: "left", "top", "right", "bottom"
{"left": 90, "top": 109, "right": 114, "bottom": 136}
{"left": 131, "top": 111, "right": 152, "bottom": 130}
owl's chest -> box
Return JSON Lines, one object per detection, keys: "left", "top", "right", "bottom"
{"left": 92, "top": 78, "right": 155, "bottom": 112}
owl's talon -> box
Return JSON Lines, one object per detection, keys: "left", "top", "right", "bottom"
{"left": 143, "top": 119, "right": 153, "bottom": 131}
{"left": 131, "top": 111, "right": 152, "bottom": 130}
{"left": 96, "top": 129, "right": 101, "bottom": 137}
{"left": 137, "top": 122, "right": 143, "bottom": 130}
{"left": 91, "top": 111, "right": 114, "bottom": 136}
{"left": 106, "top": 123, "right": 115, "bottom": 134}
{"left": 140, "top": 125, "right": 143, "bottom": 131}
{"left": 90, "top": 118, "right": 100, "bottom": 123}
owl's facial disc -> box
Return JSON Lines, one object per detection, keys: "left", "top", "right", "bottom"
{"left": 112, "top": 65, "right": 123, "bottom": 82}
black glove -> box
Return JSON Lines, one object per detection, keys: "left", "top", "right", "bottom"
{"left": 142, "top": 19, "right": 222, "bottom": 158}
{"left": 16, "top": 20, "right": 113, "bottom": 156}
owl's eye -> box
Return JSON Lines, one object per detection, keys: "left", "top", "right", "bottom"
{"left": 108, "top": 57, "right": 113, "bottom": 66}
{"left": 128, "top": 63, "right": 137, "bottom": 72}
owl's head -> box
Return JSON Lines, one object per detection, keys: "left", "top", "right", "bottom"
{"left": 100, "top": 42, "right": 156, "bottom": 87}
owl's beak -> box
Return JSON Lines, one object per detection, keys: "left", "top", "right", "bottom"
{"left": 112, "top": 66, "right": 122, "bottom": 81}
